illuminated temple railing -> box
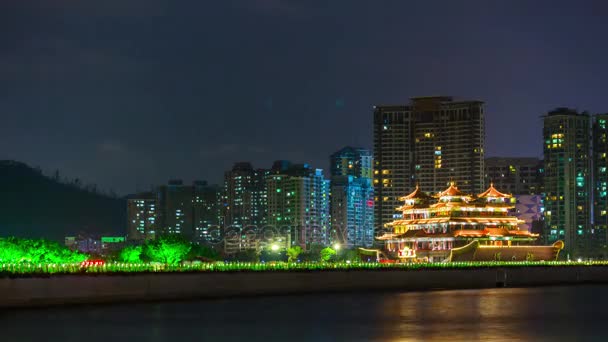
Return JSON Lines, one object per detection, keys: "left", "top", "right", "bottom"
{"left": 449, "top": 240, "right": 565, "bottom": 262}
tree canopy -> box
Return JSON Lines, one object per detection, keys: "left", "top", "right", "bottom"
{"left": 286, "top": 246, "right": 303, "bottom": 262}
{"left": 143, "top": 235, "right": 192, "bottom": 265}
{"left": 0, "top": 237, "right": 87, "bottom": 263}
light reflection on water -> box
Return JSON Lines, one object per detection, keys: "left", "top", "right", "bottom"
{"left": 1, "top": 285, "right": 607, "bottom": 342}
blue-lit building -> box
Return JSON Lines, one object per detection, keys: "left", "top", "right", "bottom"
{"left": 330, "top": 147, "right": 375, "bottom": 248}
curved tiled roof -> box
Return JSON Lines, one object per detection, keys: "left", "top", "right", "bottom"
{"left": 478, "top": 183, "right": 511, "bottom": 198}
{"left": 400, "top": 185, "right": 433, "bottom": 201}
{"left": 437, "top": 182, "right": 464, "bottom": 197}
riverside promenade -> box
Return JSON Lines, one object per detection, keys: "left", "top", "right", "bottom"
{"left": 2, "top": 263, "right": 608, "bottom": 308}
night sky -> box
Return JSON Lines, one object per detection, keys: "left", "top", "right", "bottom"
{"left": 2, "top": 1, "right": 607, "bottom": 195}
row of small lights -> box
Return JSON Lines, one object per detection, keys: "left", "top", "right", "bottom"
{"left": 1, "top": 260, "right": 606, "bottom": 273}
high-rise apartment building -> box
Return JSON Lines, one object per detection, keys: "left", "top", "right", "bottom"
{"left": 373, "top": 96, "right": 485, "bottom": 231}
{"left": 485, "top": 157, "right": 544, "bottom": 195}
{"left": 593, "top": 114, "right": 608, "bottom": 250}
{"left": 223, "top": 162, "right": 268, "bottom": 230}
{"left": 157, "top": 180, "right": 195, "bottom": 239}
{"left": 193, "top": 181, "right": 223, "bottom": 245}
{"left": 126, "top": 192, "right": 157, "bottom": 241}
{"left": 329, "top": 147, "right": 374, "bottom": 248}
{"left": 330, "top": 146, "right": 373, "bottom": 179}
{"left": 266, "top": 163, "right": 330, "bottom": 249}
{"left": 330, "top": 176, "right": 374, "bottom": 248}
{"left": 543, "top": 108, "right": 591, "bottom": 258}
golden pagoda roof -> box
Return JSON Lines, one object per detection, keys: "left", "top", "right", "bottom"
{"left": 478, "top": 183, "right": 511, "bottom": 198}
{"left": 437, "top": 182, "right": 465, "bottom": 197}
{"left": 399, "top": 185, "right": 433, "bottom": 201}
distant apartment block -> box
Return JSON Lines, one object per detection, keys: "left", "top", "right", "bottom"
{"left": 126, "top": 192, "right": 157, "bottom": 241}
{"left": 157, "top": 180, "right": 195, "bottom": 239}
{"left": 193, "top": 181, "right": 223, "bottom": 245}
{"left": 223, "top": 162, "right": 269, "bottom": 230}
{"left": 330, "top": 147, "right": 374, "bottom": 248}
{"left": 266, "top": 163, "right": 330, "bottom": 249}
{"left": 543, "top": 108, "right": 591, "bottom": 257}
{"left": 485, "top": 157, "right": 544, "bottom": 195}
{"left": 593, "top": 114, "right": 608, "bottom": 249}
{"left": 65, "top": 235, "right": 126, "bottom": 255}
{"left": 147, "top": 179, "right": 224, "bottom": 244}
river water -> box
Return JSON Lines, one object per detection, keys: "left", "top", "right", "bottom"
{"left": 1, "top": 285, "right": 607, "bottom": 341}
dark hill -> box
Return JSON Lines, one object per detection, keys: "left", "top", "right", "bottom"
{"left": 0, "top": 160, "right": 126, "bottom": 241}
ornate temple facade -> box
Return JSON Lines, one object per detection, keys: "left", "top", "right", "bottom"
{"left": 378, "top": 183, "right": 540, "bottom": 262}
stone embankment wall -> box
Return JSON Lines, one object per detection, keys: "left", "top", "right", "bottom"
{"left": 1, "top": 266, "right": 607, "bottom": 308}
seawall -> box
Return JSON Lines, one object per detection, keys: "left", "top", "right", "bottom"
{"left": 2, "top": 266, "right": 608, "bottom": 308}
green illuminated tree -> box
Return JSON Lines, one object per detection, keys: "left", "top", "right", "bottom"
{"left": 320, "top": 247, "right": 336, "bottom": 262}
{"left": 286, "top": 246, "right": 303, "bottom": 262}
{"left": 143, "top": 235, "right": 192, "bottom": 265}
{"left": 0, "top": 237, "right": 87, "bottom": 264}
{"left": 119, "top": 245, "right": 143, "bottom": 263}
{"left": 0, "top": 237, "right": 27, "bottom": 262}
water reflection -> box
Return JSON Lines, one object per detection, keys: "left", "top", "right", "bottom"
{"left": 1, "top": 286, "right": 607, "bottom": 342}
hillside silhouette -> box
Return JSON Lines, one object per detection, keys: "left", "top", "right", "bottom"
{"left": 0, "top": 160, "right": 126, "bottom": 240}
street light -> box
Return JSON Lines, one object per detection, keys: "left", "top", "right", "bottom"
{"left": 333, "top": 243, "right": 341, "bottom": 251}
{"left": 271, "top": 244, "right": 279, "bottom": 252}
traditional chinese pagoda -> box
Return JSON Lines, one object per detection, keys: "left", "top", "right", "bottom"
{"left": 378, "top": 182, "right": 543, "bottom": 262}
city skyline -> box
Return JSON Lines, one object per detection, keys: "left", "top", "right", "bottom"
{"left": 4, "top": 2, "right": 608, "bottom": 339}
{"left": 4, "top": 1, "right": 608, "bottom": 194}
